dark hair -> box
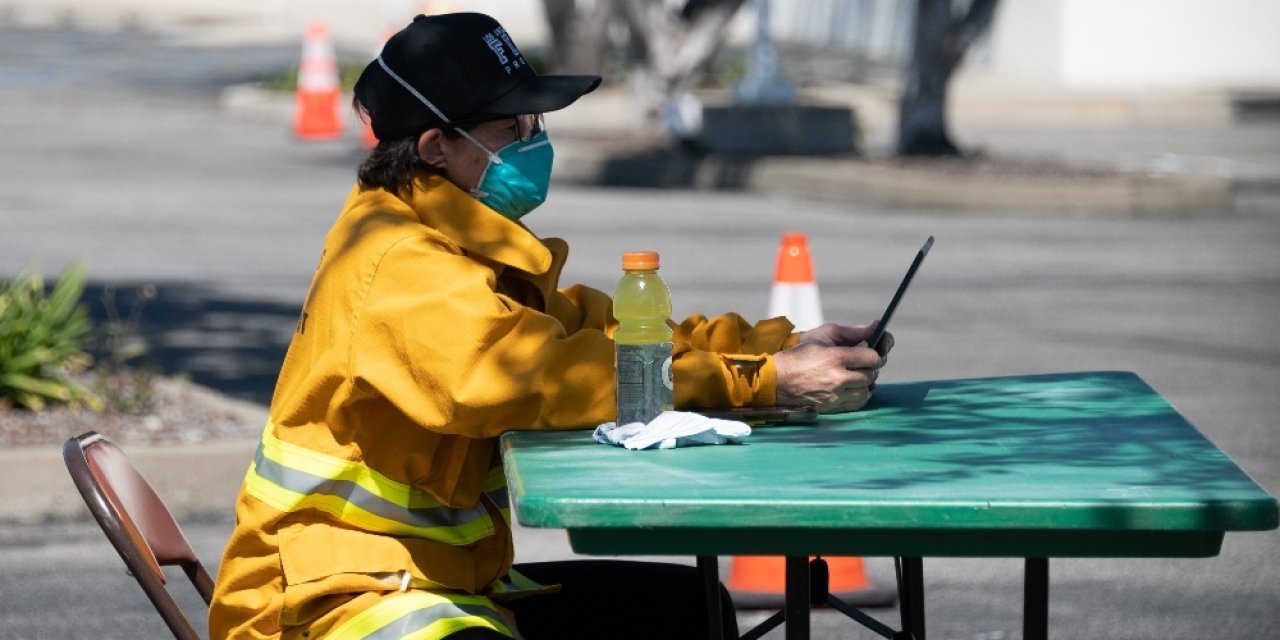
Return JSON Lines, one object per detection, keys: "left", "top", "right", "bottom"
{"left": 353, "top": 97, "right": 459, "bottom": 198}
{"left": 356, "top": 134, "right": 426, "bottom": 198}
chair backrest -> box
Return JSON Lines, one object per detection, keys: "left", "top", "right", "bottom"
{"left": 62, "top": 431, "right": 214, "bottom": 640}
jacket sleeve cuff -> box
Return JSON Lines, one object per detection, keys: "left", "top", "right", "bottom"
{"left": 671, "top": 351, "right": 762, "bottom": 408}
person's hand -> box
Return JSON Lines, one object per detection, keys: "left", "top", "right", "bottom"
{"left": 796, "top": 321, "right": 895, "bottom": 357}
{"left": 774, "top": 342, "right": 886, "bottom": 413}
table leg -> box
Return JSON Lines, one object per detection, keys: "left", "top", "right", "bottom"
{"left": 1024, "top": 558, "right": 1049, "bottom": 640}
{"left": 898, "top": 557, "right": 925, "bottom": 640}
{"left": 785, "top": 556, "right": 810, "bottom": 640}
{"left": 697, "top": 556, "right": 724, "bottom": 640}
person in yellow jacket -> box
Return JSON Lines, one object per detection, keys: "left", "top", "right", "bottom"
{"left": 210, "top": 12, "right": 892, "bottom": 640}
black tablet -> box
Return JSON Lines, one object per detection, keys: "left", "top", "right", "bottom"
{"left": 867, "top": 236, "right": 933, "bottom": 350}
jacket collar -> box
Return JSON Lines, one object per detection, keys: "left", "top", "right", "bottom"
{"left": 402, "top": 174, "right": 552, "bottom": 275}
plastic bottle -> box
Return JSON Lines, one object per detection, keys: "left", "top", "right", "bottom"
{"left": 613, "top": 251, "right": 674, "bottom": 425}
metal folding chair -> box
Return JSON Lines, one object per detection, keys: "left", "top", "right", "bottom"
{"left": 62, "top": 431, "right": 214, "bottom": 640}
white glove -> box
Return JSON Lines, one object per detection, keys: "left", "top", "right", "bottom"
{"left": 593, "top": 411, "right": 751, "bottom": 450}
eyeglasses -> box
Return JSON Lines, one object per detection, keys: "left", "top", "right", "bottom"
{"left": 513, "top": 114, "right": 545, "bottom": 142}
{"left": 458, "top": 114, "right": 543, "bottom": 141}
{"left": 452, "top": 113, "right": 546, "bottom": 154}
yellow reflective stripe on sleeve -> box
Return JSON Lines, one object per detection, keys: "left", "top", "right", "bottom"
{"left": 243, "top": 421, "right": 496, "bottom": 544}
{"left": 327, "top": 591, "right": 513, "bottom": 640}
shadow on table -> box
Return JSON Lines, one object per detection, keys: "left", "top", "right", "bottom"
{"left": 778, "top": 372, "right": 1267, "bottom": 530}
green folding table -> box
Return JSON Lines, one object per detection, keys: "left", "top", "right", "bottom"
{"left": 501, "top": 371, "right": 1278, "bottom": 640}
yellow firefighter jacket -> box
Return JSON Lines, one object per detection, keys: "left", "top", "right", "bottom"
{"left": 209, "top": 175, "right": 798, "bottom": 639}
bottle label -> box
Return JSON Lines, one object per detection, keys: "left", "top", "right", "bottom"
{"left": 616, "top": 342, "right": 674, "bottom": 425}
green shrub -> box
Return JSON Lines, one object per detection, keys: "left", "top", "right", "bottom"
{"left": 0, "top": 264, "right": 102, "bottom": 411}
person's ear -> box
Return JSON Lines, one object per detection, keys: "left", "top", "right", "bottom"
{"left": 417, "top": 129, "right": 447, "bottom": 169}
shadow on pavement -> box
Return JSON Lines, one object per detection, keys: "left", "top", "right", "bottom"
{"left": 83, "top": 281, "right": 296, "bottom": 406}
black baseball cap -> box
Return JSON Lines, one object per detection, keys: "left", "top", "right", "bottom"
{"left": 354, "top": 12, "right": 602, "bottom": 140}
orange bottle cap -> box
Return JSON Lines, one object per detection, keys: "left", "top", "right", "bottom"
{"left": 622, "top": 251, "right": 660, "bottom": 270}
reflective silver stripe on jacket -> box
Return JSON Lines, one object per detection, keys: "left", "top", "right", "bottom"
{"left": 243, "top": 422, "right": 508, "bottom": 544}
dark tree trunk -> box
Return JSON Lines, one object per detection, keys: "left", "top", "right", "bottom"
{"left": 897, "top": 0, "right": 1000, "bottom": 157}
{"left": 542, "top": 0, "right": 617, "bottom": 74}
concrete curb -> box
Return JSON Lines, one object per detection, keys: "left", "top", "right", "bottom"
{"left": 741, "top": 157, "right": 1234, "bottom": 216}
{"left": 0, "top": 437, "right": 257, "bottom": 524}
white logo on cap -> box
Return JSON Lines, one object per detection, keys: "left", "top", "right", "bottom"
{"left": 483, "top": 27, "right": 525, "bottom": 75}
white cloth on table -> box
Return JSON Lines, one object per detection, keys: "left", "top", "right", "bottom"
{"left": 593, "top": 410, "right": 751, "bottom": 450}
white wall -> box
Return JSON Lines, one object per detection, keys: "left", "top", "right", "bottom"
{"left": 1059, "top": 0, "right": 1280, "bottom": 89}
{"left": 987, "top": 0, "right": 1280, "bottom": 90}
{"left": 984, "top": 0, "right": 1061, "bottom": 79}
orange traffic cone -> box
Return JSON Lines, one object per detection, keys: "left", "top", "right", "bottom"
{"left": 294, "top": 19, "right": 344, "bottom": 140}
{"left": 767, "top": 232, "right": 823, "bottom": 331}
{"left": 726, "top": 555, "right": 896, "bottom": 609}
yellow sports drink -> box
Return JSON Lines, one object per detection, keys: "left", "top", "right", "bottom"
{"left": 613, "top": 251, "right": 674, "bottom": 424}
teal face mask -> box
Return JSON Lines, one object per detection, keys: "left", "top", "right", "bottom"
{"left": 463, "top": 131, "right": 554, "bottom": 220}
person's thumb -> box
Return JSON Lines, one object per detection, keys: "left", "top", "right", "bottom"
{"left": 838, "top": 321, "right": 877, "bottom": 345}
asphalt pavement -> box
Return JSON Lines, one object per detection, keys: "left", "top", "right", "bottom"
{"left": 1, "top": 11, "right": 1279, "bottom": 640}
